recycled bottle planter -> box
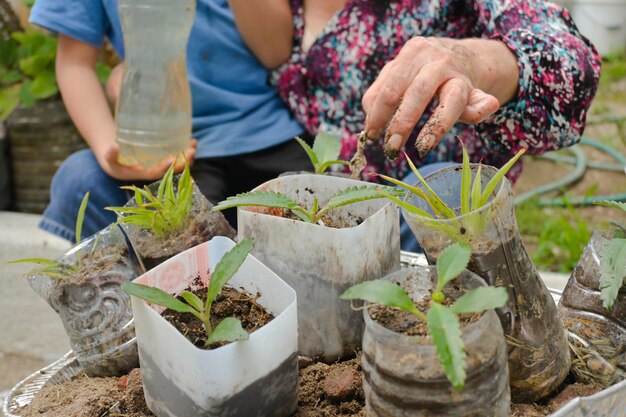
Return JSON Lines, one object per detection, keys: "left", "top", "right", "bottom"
{"left": 402, "top": 164, "right": 570, "bottom": 402}
{"left": 129, "top": 236, "right": 298, "bottom": 417}
{"left": 237, "top": 174, "right": 400, "bottom": 362}
{"left": 558, "top": 230, "right": 626, "bottom": 387}
{"left": 27, "top": 225, "right": 141, "bottom": 377}
{"left": 120, "top": 177, "right": 236, "bottom": 271}
{"left": 362, "top": 266, "right": 510, "bottom": 416}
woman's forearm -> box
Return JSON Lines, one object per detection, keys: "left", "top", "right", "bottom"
{"left": 228, "top": 0, "right": 293, "bottom": 68}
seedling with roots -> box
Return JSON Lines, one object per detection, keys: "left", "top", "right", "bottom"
{"left": 8, "top": 192, "right": 90, "bottom": 279}
{"left": 296, "top": 132, "right": 350, "bottom": 174}
{"left": 340, "top": 243, "right": 508, "bottom": 390}
{"left": 377, "top": 145, "right": 526, "bottom": 239}
{"left": 594, "top": 201, "right": 626, "bottom": 310}
{"left": 106, "top": 162, "right": 195, "bottom": 238}
{"left": 122, "top": 238, "right": 254, "bottom": 346}
{"left": 211, "top": 185, "right": 404, "bottom": 225}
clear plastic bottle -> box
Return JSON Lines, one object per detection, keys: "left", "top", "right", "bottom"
{"left": 115, "top": 0, "right": 195, "bottom": 167}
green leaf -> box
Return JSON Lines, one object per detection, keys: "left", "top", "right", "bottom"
{"left": 180, "top": 291, "right": 204, "bottom": 312}
{"left": 340, "top": 280, "right": 424, "bottom": 319}
{"left": 122, "top": 282, "right": 199, "bottom": 315}
{"left": 18, "top": 80, "right": 35, "bottom": 108}
{"left": 75, "top": 192, "right": 90, "bottom": 244}
{"left": 0, "top": 84, "right": 21, "bottom": 120}
{"left": 96, "top": 62, "right": 112, "bottom": 84}
{"left": 461, "top": 146, "right": 471, "bottom": 215}
{"left": 206, "top": 238, "right": 254, "bottom": 311}
{"left": 600, "top": 238, "right": 626, "bottom": 310}
{"left": 8, "top": 258, "right": 61, "bottom": 266}
{"left": 404, "top": 153, "right": 457, "bottom": 219}
{"left": 378, "top": 174, "right": 435, "bottom": 207}
{"left": 436, "top": 243, "right": 471, "bottom": 293}
{"left": 313, "top": 132, "right": 341, "bottom": 168}
{"left": 30, "top": 71, "right": 58, "bottom": 99}
{"left": 1, "top": 70, "right": 22, "bottom": 85}
{"left": 470, "top": 164, "right": 483, "bottom": 211}
{"left": 295, "top": 137, "right": 319, "bottom": 171}
{"left": 317, "top": 159, "right": 351, "bottom": 174}
{"left": 378, "top": 190, "right": 433, "bottom": 219}
{"left": 205, "top": 317, "right": 249, "bottom": 346}
{"left": 428, "top": 303, "right": 466, "bottom": 391}
{"left": 316, "top": 185, "right": 404, "bottom": 220}
{"left": 479, "top": 148, "right": 526, "bottom": 206}
{"left": 450, "top": 287, "right": 509, "bottom": 314}
{"left": 594, "top": 201, "right": 626, "bottom": 213}
{"left": 211, "top": 191, "right": 312, "bottom": 222}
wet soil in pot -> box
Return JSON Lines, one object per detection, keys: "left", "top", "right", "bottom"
{"left": 161, "top": 285, "right": 274, "bottom": 349}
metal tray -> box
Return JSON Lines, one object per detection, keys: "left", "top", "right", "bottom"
{"left": 3, "top": 252, "right": 625, "bottom": 417}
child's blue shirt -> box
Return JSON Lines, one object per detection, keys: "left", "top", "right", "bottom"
{"left": 30, "top": 0, "right": 304, "bottom": 158}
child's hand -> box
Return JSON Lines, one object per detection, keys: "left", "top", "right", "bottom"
{"left": 98, "top": 139, "right": 197, "bottom": 181}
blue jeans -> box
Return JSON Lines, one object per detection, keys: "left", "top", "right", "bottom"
{"left": 40, "top": 149, "right": 455, "bottom": 251}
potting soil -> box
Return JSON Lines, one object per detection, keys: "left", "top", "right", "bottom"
{"left": 162, "top": 285, "right": 275, "bottom": 349}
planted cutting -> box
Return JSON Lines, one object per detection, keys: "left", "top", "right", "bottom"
{"left": 295, "top": 131, "right": 350, "bottom": 174}
{"left": 387, "top": 145, "right": 570, "bottom": 402}
{"left": 229, "top": 174, "right": 401, "bottom": 361}
{"left": 212, "top": 184, "right": 403, "bottom": 226}
{"left": 558, "top": 201, "right": 626, "bottom": 387}
{"left": 107, "top": 162, "right": 236, "bottom": 270}
{"left": 123, "top": 237, "right": 254, "bottom": 347}
{"left": 342, "top": 243, "right": 511, "bottom": 416}
{"left": 9, "top": 193, "right": 141, "bottom": 377}
{"left": 128, "top": 236, "right": 299, "bottom": 417}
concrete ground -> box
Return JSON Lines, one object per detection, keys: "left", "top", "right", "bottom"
{"left": 0, "top": 211, "right": 70, "bottom": 412}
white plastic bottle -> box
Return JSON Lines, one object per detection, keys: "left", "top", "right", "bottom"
{"left": 116, "top": 0, "right": 195, "bottom": 168}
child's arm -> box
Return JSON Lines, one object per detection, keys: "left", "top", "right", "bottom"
{"left": 228, "top": 0, "right": 293, "bottom": 69}
{"left": 56, "top": 35, "right": 195, "bottom": 180}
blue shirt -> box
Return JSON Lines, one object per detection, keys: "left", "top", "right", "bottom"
{"left": 30, "top": 0, "right": 304, "bottom": 158}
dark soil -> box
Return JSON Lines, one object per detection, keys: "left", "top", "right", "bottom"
{"left": 369, "top": 287, "right": 482, "bottom": 336}
{"left": 245, "top": 206, "right": 364, "bottom": 229}
{"left": 162, "top": 286, "right": 274, "bottom": 349}
{"left": 66, "top": 245, "right": 127, "bottom": 285}
{"left": 18, "top": 368, "right": 153, "bottom": 417}
{"left": 511, "top": 379, "right": 602, "bottom": 416}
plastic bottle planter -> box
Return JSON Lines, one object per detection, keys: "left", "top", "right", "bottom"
{"left": 237, "top": 174, "right": 400, "bottom": 362}
{"left": 129, "top": 236, "right": 298, "bottom": 417}
{"left": 559, "top": 231, "right": 626, "bottom": 387}
{"left": 121, "top": 178, "right": 236, "bottom": 271}
{"left": 27, "top": 225, "right": 140, "bottom": 377}
{"left": 402, "top": 165, "right": 570, "bottom": 402}
{"left": 362, "top": 266, "right": 510, "bottom": 416}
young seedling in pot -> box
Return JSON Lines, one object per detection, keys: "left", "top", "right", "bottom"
{"left": 211, "top": 185, "right": 404, "bottom": 226}
{"left": 106, "top": 162, "right": 194, "bottom": 238}
{"left": 376, "top": 144, "right": 526, "bottom": 238}
{"left": 340, "top": 243, "right": 508, "bottom": 390}
{"left": 122, "top": 237, "right": 255, "bottom": 346}
{"left": 8, "top": 192, "right": 90, "bottom": 279}
{"left": 594, "top": 201, "right": 626, "bottom": 310}
{"left": 296, "top": 131, "right": 351, "bottom": 175}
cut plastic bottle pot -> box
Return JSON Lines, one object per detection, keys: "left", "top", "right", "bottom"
{"left": 362, "top": 266, "right": 510, "bottom": 416}
{"left": 237, "top": 174, "right": 400, "bottom": 362}
{"left": 402, "top": 164, "right": 570, "bottom": 402}
{"left": 130, "top": 236, "right": 299, "bottom": 417}
{"left": 27, "top": 224, "right": 141, "bottom": 377}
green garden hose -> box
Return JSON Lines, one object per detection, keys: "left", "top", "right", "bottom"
{"left": 513, "top": 137, "right": 626, "bottom": 207}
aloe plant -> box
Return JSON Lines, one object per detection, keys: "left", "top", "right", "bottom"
{"left": 8, "top": 192, "right": 90, "bottom": 279}
{"left": 377, "top": 145, "right": 526, "bottom": 238}
{"left": 594, "top": 201, "right": 626, "bottom": 310}
{"left": 211, "top": 185, "right": 404, "bottom": 225}
{"left": 340, "top": 243, "right": 508, "bottom": 390}
{"left": 296, "top": 132, "right": 350, "bottom": 174}
{"left": 106, "top": 162, "right": 194, "bottom": 238}
{"left": 123, "top": 237, "right": 255, "bottom": 346}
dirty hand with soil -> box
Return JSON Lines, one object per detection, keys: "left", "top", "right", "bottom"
{"left": 362, "top": 37, "right": 519, "bottom": 158}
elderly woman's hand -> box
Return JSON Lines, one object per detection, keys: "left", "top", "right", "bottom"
{"left": 362, "top": 37, "right": 519, "bottom": 158}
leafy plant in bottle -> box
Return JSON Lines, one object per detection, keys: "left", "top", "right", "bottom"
{"left": 106, "top": 162, "right": 194, "bottom": 237}
{"left": 340, "top": 243, "right": 508, "bottom": 390}
{"left": 212, "top": 185, "right": 404, "bottom": 226}
{"left": 122, "top": 237, "right": 254, "bottom": 346}
{"left": 296, "top": 131, "right": 350, "bottom": 174}
{"left": 594, "top": 201, "right": 626, "bottom": 310}
{"left": 8, "top": 192, "right": 90, "bottom": 279}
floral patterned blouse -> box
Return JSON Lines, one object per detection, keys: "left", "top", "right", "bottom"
{"left": 272, "top": 0, "right": 601, "bottom": 182}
